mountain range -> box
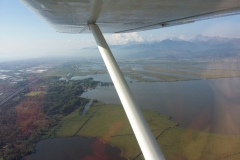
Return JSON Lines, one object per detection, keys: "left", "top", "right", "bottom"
{"left": 80, "top": 35, "right": 240, "bottom": 60}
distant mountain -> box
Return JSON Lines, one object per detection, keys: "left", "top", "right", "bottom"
{"left": 190, "top": 34, "right": 231, "bottom": 43}
{"left": 79, "top": 35, "right": 240, "bottom": 60}
{"left": 191, "top": 34, "right": 212, "bottom": 42}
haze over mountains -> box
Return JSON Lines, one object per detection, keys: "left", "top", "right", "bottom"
{"left": 81, "top": 35, "right": 240, "bottom": 60}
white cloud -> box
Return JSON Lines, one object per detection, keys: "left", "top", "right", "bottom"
{"left": 104, "top": 32, "right": 192, "bottom": 45}
{"left": 144, "top": 33, "right": 183, "bottom": 42}
{"left": 178, "top": 35, "right": 190, "bottom": 41}
{"left": 145, "top": 34, "right": 167, "bottom": 42}
{"left": 105, "top": 32, "right": 144, "bottom": 45}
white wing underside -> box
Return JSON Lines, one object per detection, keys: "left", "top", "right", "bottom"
{"left": 19, "top": 0, "right": 240, "bottom": 33}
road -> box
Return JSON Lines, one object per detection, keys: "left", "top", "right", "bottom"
{"left": 0, "top": 77, "right": 41, "bottom": 106}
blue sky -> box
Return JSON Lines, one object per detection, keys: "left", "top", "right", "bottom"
{"left": 1, "top": 0, "right": 240, "bottom": 61}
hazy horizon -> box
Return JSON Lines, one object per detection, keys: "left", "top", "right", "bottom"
{"left": 1, "top": 0, "right": 240, "bottom": 62}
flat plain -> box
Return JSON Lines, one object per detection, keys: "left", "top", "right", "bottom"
{"left": 52, "top": 101, "right": 240, "bottom": 160}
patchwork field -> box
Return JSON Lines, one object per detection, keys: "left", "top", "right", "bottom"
{"left": 25, "top": 91, "right": 43, "bottom": 96}
{"left": 121, "top": 61, "right": 240, "bottom": 82}
{"left": 52, "top": 101, "right": 240, "bottom": 160}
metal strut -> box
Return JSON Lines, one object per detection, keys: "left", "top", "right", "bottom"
{"left": 89, "top": 24, "right": 165, "bottom": 160}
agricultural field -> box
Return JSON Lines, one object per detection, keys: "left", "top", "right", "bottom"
{"left": 25, "top": 91, "right": 43, "bottom": 96}
{"left": 52, "top": 101, "right": 240, "bottom": 160}
{"left": 121, "top": 61, "right": 240, "bottom": 82}
{"left": 1, "top": 60, "right": 240, "bottom": 160}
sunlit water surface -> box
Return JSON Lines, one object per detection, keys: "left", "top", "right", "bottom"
{"left": 82, "top": 75, "right": 240, "bottom": 135}
{"left": 22, "top": 137, "right": 126, "bottom": 160}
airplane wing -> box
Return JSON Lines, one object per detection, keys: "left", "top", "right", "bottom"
{"left": 19, "top": 0, "right": 240, "bottom": 33}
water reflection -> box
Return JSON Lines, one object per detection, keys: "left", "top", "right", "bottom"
{"left": 208, "top": 77, "right": 240, "bottom": 134}
{"left": 22, "top": 137, "right": 127, "bottom": 160}
{"left": 82, "top": 77, "right": 240, "bottom": 135}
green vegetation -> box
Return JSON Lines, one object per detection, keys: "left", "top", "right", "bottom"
{"left": 25, "top": 91, "right": 43, "bottom": 96}
{"left": 136, "top": 70, "right": 195, "bottom": 81}
{"left": 45, "top": 59, "right": 240, "bottom": 83}
{"left": 50, "top": 101, "right": 240, "bottom": 160}
{"left": 144, "top": 65, "right": 240, "bottom": 80}
{"left": 1, "top": 60, "right": 240, "bottom": 160}
{"left": 45, "top": 67, "right": 74, "bottom": 77}
{"left": 52, "top": 102, "right": 166, "bottom": 159}
{"left": 45, "top": 62, "right": 107, "bottom": 77}
{"left": 156, "top": 127, "right": 240, "bottom": 160}
{"left": 74, "top": 69, "right": 107, "bottom": 76}
{"left": 122, "top": 67, "right": 196, "bottom": 82}
{"left": 0, "top": 76, "right": 97, "bottom": 160}
{"left": 16, "top": 80, "right": 28, "bottom": 88}
{"left": 121, "top": 61, "right": 240, "bottom": 82}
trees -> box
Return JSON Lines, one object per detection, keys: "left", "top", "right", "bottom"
{"left": 0, "top": 76, "right": 96, "bottom": 159}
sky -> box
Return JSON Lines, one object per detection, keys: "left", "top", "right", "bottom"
{"left": 1, "top": 0, "right": 240, "bottom": 61}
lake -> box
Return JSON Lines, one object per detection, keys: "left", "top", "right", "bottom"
{"left": 22, "top": 137, "right": 127, "bottom": 160}
{"left": 82, "top": 75, "right": 240, "bottom": 135}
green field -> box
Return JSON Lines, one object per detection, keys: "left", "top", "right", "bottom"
{"left": 25, "top": 91, "right": 43, "bottom": 96}
{"left": 45, "top": 61, "right": 240, "bottom": 82}
{"left": 45, "top": 67, "right": 74, "bottom": 77}
{"left": 74, "top": 69, "right": 107, "bottom": 76}
{"left": 143, "top": 65, "right": 240, "bottom": 80}
{"left": 51, "top": 101, "right": 240, "bottom": 160}
{"left": 45, "top": 66, "right": 107, "bottom": 77}
{"left": 121, "top": 61, "right": 240, "bottom": 82}
{"left": 122, "top": 67, "right": 197, "bottom": 82}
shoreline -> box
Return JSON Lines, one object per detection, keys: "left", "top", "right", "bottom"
{"left": 21, "top": 136, "right": 127, "bottom": 160}
{"left": 20, "top": 101, "right": 240, "bottom": 160}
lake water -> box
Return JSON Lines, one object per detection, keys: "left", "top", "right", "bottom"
{"left": 82, "top": 99, "right": 93, "bottom": 115}
{"left": 22, "top": 75, "right": 240, "bottom": 160}
{"left": 22, "top": 137, "right": 127, "bottom": 160}
{"left": 82, "top": 76, "right": 240, "bottom": 135}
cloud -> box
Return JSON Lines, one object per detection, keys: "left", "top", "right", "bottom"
{"left": 145, "top": 34, "right": 170, "bottom": 42}
{"left": 178, "top": 35, "right": 192, "bottom": 41}
{"left": 104, "top": 32, "right": 192, "bottom": 45}
{"left": 105, "top": 32, "right": 144, "bottom": 45}
{"left": 144, "top": 33, "right": 189, "bottom": 42}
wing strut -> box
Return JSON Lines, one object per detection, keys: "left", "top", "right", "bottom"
{"left": 89, "top": 24, "right": 165, "bottom": 160}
